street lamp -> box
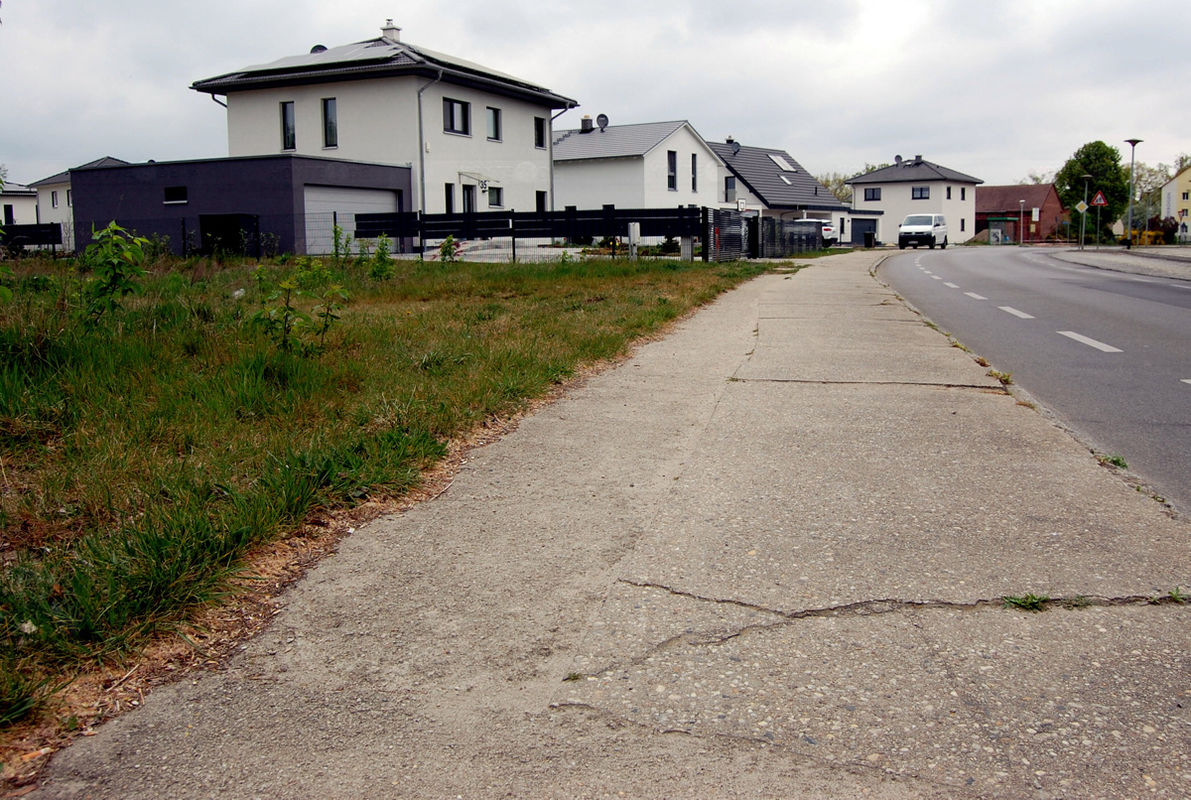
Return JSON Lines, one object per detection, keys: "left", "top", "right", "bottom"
{"left": 1125, "top": 138, "right": 1142, "bottom": 249}
{"left": 1080, "top": 173, "right": 1092, "bottom": 250}
{"left": 1018, "top": 199, "right": 1025, "bottom": 245}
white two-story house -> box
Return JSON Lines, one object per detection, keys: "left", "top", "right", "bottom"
{"left": 191, "top": 20, "right": 577, "bottom": 215}
{"left": 847, "top": 155, "right": 981, "bottom": 244}
{"left": 551, "top": 118, "right": 724, "bottom": 210}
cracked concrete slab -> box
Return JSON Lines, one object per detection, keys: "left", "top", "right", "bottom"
{"left": 33, "top": 251, "right": 1191, "bottom": 799}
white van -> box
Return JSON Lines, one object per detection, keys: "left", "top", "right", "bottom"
{"left": 898, "top": 214, "right": 947, "bottom": 249}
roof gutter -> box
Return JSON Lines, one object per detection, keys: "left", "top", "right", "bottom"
{"left": 548, "top": 103, "right": 578, "bottom": 212}
{"left": 416, "top": 68, "right": 445, "bottom": 218}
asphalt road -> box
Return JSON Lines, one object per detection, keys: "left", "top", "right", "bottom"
{"left": 880, "top": 246, "right": 1191, "bottom": 514}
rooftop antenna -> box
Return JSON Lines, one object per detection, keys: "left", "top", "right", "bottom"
{"left": 596, "top": 113, "right": 609, "bottom": 132}
{"left": 731, "top": 139, "right": 741, "bottom": 155}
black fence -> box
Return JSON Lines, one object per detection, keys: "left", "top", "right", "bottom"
{"left": 1, "top": 223, "right": 63, "bottom": 251}
{"left": 752, "top": 217, "right": 823, "bottom": 258}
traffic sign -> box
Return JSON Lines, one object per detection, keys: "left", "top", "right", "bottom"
{"left": 1091, "top": 190, "right": 1108, "bottom": 207}
{"left": 1076, "top": 200, "right": 1089, "bottom": 214}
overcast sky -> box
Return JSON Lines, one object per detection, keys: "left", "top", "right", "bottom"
{"left": 3, "top": 0, "right": 1187, "bottom": 187}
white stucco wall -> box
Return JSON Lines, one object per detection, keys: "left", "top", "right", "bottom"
{"left": 640, "top": 126, "right": 722, "bottom": 209}
{"left": 850, "top": 180, "right": 976, "bottom": 243}
{"left": 1, "top": 191, "right": 38, "bottom": 225}
{"left": 224, "top": 75, "right": 556, "bottom": 213}
{"left": 34, "top": 181, "right": 76, "bottom": 249}
{"left": 554, "top": 158, "right": 644, "bottom": 208}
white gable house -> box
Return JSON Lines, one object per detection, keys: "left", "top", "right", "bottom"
{"left": 552, "top": 119, "right": 724, "bottom": 210}
{"left": 848, "top": 155, "right": 982, "bottom": 244}
{"left": 191, "top": 20, "right": 577, "bottom": 215}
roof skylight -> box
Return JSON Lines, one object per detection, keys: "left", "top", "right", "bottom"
{"left": 768, "top": 154, "right": 796, "bottom": 172}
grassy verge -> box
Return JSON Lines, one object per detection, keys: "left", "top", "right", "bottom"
{"left": 0, "top": 251, "right": 767, "bottom": 726}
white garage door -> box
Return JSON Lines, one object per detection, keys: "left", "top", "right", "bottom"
{"left": 303, "top": 185, "right": 399, "bottom": 254}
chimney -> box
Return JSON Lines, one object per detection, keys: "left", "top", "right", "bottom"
{"left": 914, "top": 154, "right": 923, "bottom": 165}
{"left": 580, "top": 115, "right": 594, "bottom": 133}
{"left": 726, "top": 135, "right": 734, "bottom": 143}
{"left": 381, "top": 19, "right": 401, "bottom": 41}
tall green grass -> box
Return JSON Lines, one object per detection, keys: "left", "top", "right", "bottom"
{"left": 0, "top": 254, "right": 766, "bottom": 725}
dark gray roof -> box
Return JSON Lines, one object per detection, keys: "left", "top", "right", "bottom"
{"left": 848, "top": 156, "right": 982, "bottom": 185}
{"left": 191, "top": 35, "right": 576, "bottom": 109}
{"left": 708, "top": 141, "right": 846, "bottom": 212}
{"left": 30, "top": 156, "right": 131, "bottom": 187}
{"left": 552, "top": 120, "right": 696, "bottom": 161}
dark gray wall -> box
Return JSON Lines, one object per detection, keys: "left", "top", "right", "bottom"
{"left": 71, "top": 155, "right": 412, "bottom": 255}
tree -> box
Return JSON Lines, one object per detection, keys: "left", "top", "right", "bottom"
{"left": 1018, "top": 170, "right": 1054, "bottom": 185}
{"left": 1131, "top": 161, "right": 1173, "bottom": 228}
{"left": 816, "top": 172, "right": 852, "bottom": 203}
{"left": 1054, "top": 141, "right": 1128, "bottom": 239}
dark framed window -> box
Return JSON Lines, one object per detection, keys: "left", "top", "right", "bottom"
{"left": 667, "top": 150, "right": 677, "bottom": 191}
{"left": 946, "top": 186, "right": 952, "bottom": 200}
{"left": 536, "top": 190, "right": 547, "bottom": 213}
{"left": 864, "top": 187, "right": 881, "bottom": 201}
{"left": 487, "top": 186, "right": 503, "bottom": 207}
{"left": 462, "top": 184, "right": 476, "bottom": 213}
{"left": 444, "top": 183, "right": 455, "bottom": 213}
{"left": 961, "top": 218, "right": 966, "bottom": 231}
{"left": 961, "top": 187, "right": 966, "bottom": 200}
{"left": 163, "top": 186, "right": 188, "bottom": 204}
{"left": 322, "top": 98, "right": 337, "bottom": 148}
{"left": 3, "top": 205, "right": 13, "bottom": 226}
{"left": 51, "top": 190, "right": 59, "bottom": 208}
{"left": 280, "top": 101, "right": 296, "bottom": 150}
{"left": 725, "top": 176, "right": 736, "bottom": 203}
{"left": 691, "top": 153, "right": 698, "bottom": 192}
{"left": 533, "top": 117, "right": 546, "bottom": 149}
{"left": 66, "top": 189, "right": 72, "bottom": 207}
{"left": 486, "top": 107, "right": 501, "bottom": 141}
{"left": 912, "top": 186, "right": 930, "bottom": 200}
{"left": 443, "top": 98, "right": 470, "bottom": 135}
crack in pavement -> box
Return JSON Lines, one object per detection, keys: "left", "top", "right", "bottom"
{"left": 575, "top": 579, "right": 1189, "bottom": 679}
{"left": 727, "top": 377, "right": 1009, "bottom": 391}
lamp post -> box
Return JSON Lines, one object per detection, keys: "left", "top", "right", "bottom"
{"left": 1018, "top": 199, "right": 1024, "bottom": 245}
{"left": 1080, "top": 173, "right": 1092, "bottom": 250}
{"left": 1125, "top": 138, "right": 1142, "bottom": 249}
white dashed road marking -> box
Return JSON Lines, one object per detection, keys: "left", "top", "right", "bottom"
{"left": 944, "top": 282, "right": 959, "bottom": 288}
{"left": 964, "top": 292, "right": 987, "bottom": 300}
{"left": 999, "top": 306, "right": 1035, "bottom": 319}
{"left": 1182, "top": 379, "right": 1191, "bottom": 386}
{"left": 1057, "top": 331, "right": 1122, "bottom": 353}
{"left": 931, "top": 276, "right": 942, "bottom": 280}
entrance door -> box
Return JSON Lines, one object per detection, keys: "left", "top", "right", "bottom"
{"left": 462, "top": 184, "right": 476, "bottom": 214}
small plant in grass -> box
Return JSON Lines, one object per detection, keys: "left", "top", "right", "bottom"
{"left": 1003, "top": 593, "right": 1049, "bottom": 612}
{"left": 439, "top": 234, "right": 461, "bottom": 263}
{"left": 369, "top": 234, "right": 395, "bottom": 280}
{"left": 80, "top": 221, "right": 149, "bottom": 321}
{"left": 312, "top": 285, "right": 350, "bottom": 349}
{"left": 251, "top": 278, "right": 310, "bottom": 353}
{"left": 987, "top": 369, "right": 1013, "bottom": 385}
{"left": 0, "top": 263, "right": 12, "bottom": 303}
{"left": 1097, "top": 453, "right": 1128, "bottom": 469}
{"left": 331, "top": 224, "right": 352, "bottom": 268}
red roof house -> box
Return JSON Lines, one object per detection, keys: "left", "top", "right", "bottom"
{"left": 976, "top": 184, "right": 1065, "bottom": 243}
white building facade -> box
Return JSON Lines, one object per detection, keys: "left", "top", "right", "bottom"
{"left": 848, "top": 156, "right": 981, "bottom": 244}
{"left": 1160, "top": 166, "right": 1191, "bottom": 242}
{"left": 552, "top": 120, "right": 723, "bottom": 210}
{"left": 193, "top": 21, "right": 576, "bottom": 215}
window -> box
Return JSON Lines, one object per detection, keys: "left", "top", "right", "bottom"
{"left": 443, "top": 98, "right": 470, "bottom": 135}
{"left": 3, "top": 205, "right": 13, "bottom": 226}
{"left": 946, "top": 186, "right": 952, "bottom": 200}
{"left": 779, "top": 175, "right": 792, "bottom": 185}
{"left": 864, "top": 187, "right": 881, "bottom": 202}
{"left": 536, "top": 190, "right": 547, "bottom": 213}
{"left": 533, "top": 117, "right": 547, "bottom": 149}
{"left": 444, "top": 183, "right": 455, "bottom": 213}
{"left": 66, "top": 189, "right": 72, "bottom": 207}
{"left": 725, "top": 176, "right": 737, "bottom": 203}
{"left": 280, "top": 101, "right": 296, "bottom": 150}
{"left": 322, "top": 98, "right": 337, "bottom": 148}
{"left": 487, "top": 186, "right": 503, "bottom": 207}
{"left": 912, "top": 186, "right": 930, "bottom": 200}
{"left": 767, "top": 153, "right": 796, "bottom": 172}
{"left": 961, "top": 218, "right": 966, "bottom": 231}
{"left": 961, "top": 187, "right": 966, "bottom": 201}
{"left": 486, "top": 107, "right": 501, "bottom": 141}
{"left": 667, "top": 150, "right": 677, "bottom": 191}
{"left": 51, "top": 190, "right": 59, "bottom": 208}
{"left": 1183, "top": 191, "right": 1190, "bottom": 201}
{"left": 163, "top": 186, "right": 188, "bottom": 204}
{"left": 691, "top": 153, "right": 698, "bottom": 192}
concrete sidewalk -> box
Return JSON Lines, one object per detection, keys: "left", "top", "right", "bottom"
{"left": 1050, "top": 246, "right": 1191, "bottom": 280}
{"left": 34, "top": 252, "right": 1191, "bottom": 799}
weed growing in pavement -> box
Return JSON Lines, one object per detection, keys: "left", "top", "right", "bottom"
{"left": 974, "top": 356, "right": 990, "bottom": 367}
{"left": 987, "top": 369, "right": 1013, "bottom": 385}
{"left": 1097, "top": 453, "right": 1128, "bottom": 469}
{"left": 1003, "top": 593, "right": 1050, "bottom": 612}
{"left": 1061, "top": 595, "right": 1092, "bottom": 609}
{"left": 1170, "top": 587, "right": 1187, "bottom": 604}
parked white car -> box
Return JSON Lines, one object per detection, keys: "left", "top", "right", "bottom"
{"left": 798, "top": 218, "right": 837, "bottom": 247}
{"left": 898, "top": 214, "right": 947, "bottom": 249}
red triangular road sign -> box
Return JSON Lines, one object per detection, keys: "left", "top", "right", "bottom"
{"left": 1091, "top": 190, "right": 1108, "bottom": 207}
